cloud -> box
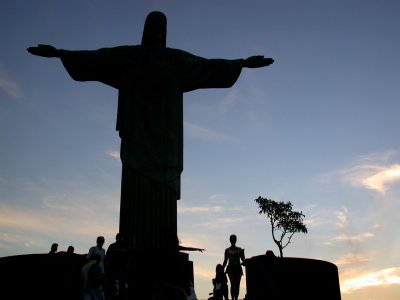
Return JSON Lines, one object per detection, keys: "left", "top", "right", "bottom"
{"left": 0, "top": 66, "right": 21, "bottom": 98}
{"left": 335, "top": 206, "right": 348, "bottom": 228}
{"left": 178, "top": 205, "right": 224, "bottom": 214}
{"left": 361, "top": 165, "right": 400, "bottom": 193}
{"left": 106, "top": 150, "right": 120, "bottom": 159}
{"left": 0, "top": 176, "right": 120, "bottom": 253}
{"left": 334, "top": 252, "right": 374, "bottom": 266}
{"left": 340, "top": 267, "right": 400, "bottom": 294}
{"left": 209, "top": 194, "right": 231, "bottom": 203}
{"left": 184, "top": 121, "right": 233, "bottom": 142}
{"left": 218, "top": 89, "right": 237, "bottom": 114}
{"left": 0, "top": 203, "right": 115, "bottom": 238}
{"left": 322, "top": 150, "right": 400, "bottom": 194}
{"left": 200, "top": 217, "right": 245, "bottom": 229}
{"left": 192, "top": 264, "right": 215, "bottom": 280}
{"left": 358, "top": 151, "right": 398, "bottom": 163}
{"left": 299, "top": 205, "right": 343, "bottom": 230}
{"left": 333, "top": 232, "right": 375, "bottom": 243}
{"left": 0, "top": 231, "right": 43, "bottom": 252}
{"left": 0, "top": 232, "right": 41, "bottom": 248}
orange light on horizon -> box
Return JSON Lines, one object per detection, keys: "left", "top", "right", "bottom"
{"left": 341, "top": 267, "right": 400, "bottom": 294}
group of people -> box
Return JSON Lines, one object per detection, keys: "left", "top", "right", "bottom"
{"left": 50, "top": 234, "right": 128, "bottom": 300}
{"left": 48, "top": 242, "right": 74, "bottom": 254}
{"left": 82, "top": 234, "right": 129, "bottom": 300}
{"left": 211, "top": 234, "right": 245, "bottom": 300}
{"left": 48, "top": 233, "right": 245, "bottom": 300}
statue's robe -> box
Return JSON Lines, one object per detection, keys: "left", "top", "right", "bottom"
{"left": 59, "top": 45, "right": 243, "bottom": 250}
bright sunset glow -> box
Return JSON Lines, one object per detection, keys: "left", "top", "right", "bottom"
{"left": 362, "top": 165, "right": 400, "bottom": 194}
{"left": 341, "top": 268, "right": 400, "bottom": 294}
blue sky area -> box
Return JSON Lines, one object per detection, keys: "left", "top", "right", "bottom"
{"left": 1, "top": 1, "right": 400, "bottom": 299}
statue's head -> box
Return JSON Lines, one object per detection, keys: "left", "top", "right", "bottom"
{"left": 141, "top": 11, "right": 167, "bottom": 47}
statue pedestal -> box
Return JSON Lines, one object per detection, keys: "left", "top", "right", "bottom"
{"left": 244, "top": 255, "right": 341, "bottom": 300}
{"left": 126, "top": 249, "right": 194, "bottom": 299}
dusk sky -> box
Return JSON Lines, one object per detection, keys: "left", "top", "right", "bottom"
{"left": 1, "top": 1, "right": 400, "bottom": 299}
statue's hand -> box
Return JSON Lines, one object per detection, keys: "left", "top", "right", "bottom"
{"left": 243, "top": 56, "right": 274, "bottom": 68}
{"left": 27, "top": 44, "right": 59, "bottom": 57}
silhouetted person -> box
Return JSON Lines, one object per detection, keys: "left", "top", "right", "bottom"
{"left": 212, "top": 264, "right": 228, "bottom": 300}
{"left": 223, "top": 234, "right": 245, "bottom": 300}
{"left": 87, "top": 236, "right": 106, "bottom": 272}
{"left": 87, "top": 236, "right": 106, "bottom": 260}
{"left": 27, "top": 11, "right": 274, "bottom": 252}
{"left": 82, "top": 253, "right": 106, "bottom": 300}
{"left": 49, "top": 242, "right": 58, "bottom": 254}
{"left": 67, "top": 245, "right": 75, "bottom": 254}
{"left": 105, "top": 233, "right": 129, "bottom": 299}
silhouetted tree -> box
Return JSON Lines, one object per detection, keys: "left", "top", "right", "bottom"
{"left": 255, "top": 196, "right": 307, "bottom": 257}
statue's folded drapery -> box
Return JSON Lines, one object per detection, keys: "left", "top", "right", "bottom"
{"left": 59, "top": 45, "right": 244, "bottom": 249}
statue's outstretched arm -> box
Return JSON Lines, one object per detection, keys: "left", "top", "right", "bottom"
{"left": 179, "top": 245, "right": 205, "bottom": 252}
{"left": 27, "top": 44, "right": 120, "bottom": 89}
{"left": 27, "top": 44, "right": 59, "bottom": 58}
{"left": 242, "top": 55, "right": 274, "bottom": 68}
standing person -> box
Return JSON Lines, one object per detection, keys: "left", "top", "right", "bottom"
{"left": 105, "top": 233, "right": 129, "bottom": 299}
{"left": 222, "top": 234, "right": 245, "bottom": 300}
{"left": 87, "top": 236, "right": 106, "bottom": 260}
{"left": 67, "top": 245, "right": 75, "bottom": 254}
{"left": 82, "top": 254, "right": 106, "bottom": 300}
{"left": 87, "top": 236, "right": 106, "bottom": 269}
{"left": 27, "top": 11, "right": 274, "bottom": 252}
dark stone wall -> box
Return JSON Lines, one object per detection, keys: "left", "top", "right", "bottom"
{"left": 244, "top": 255, "right": 341, "bottom": 300}
{"left": 0, "top": 253, "right": 86, "bottom": 300}
{"left": 0, "top": 251, "right": 194, "bottom": 300}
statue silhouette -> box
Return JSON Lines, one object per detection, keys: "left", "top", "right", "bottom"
{"left": 28, "top": 11, "right": 274, "bottom": 251}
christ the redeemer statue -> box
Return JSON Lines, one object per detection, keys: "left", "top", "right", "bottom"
{"left": 28, "top": 11, "right": 274, "bottom": 251}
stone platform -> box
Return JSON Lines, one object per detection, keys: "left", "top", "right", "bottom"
{"left": 244, "top": 254, "right": 341, "bottom": 300}
{"left": 0, "top": 252, "right": 86, "bottom": 300}
{"left": 0, "top": 251, "right": 194, "bottom": 300}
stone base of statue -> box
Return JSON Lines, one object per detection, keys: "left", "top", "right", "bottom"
{"left": 126, "top": 249, "right": 194, "bottom": 299}
{"left": 243, "top": 254, "right": 341, "bottom": 300}
{"left": 0, "top": 251, "right": 194, "bottom": 300}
